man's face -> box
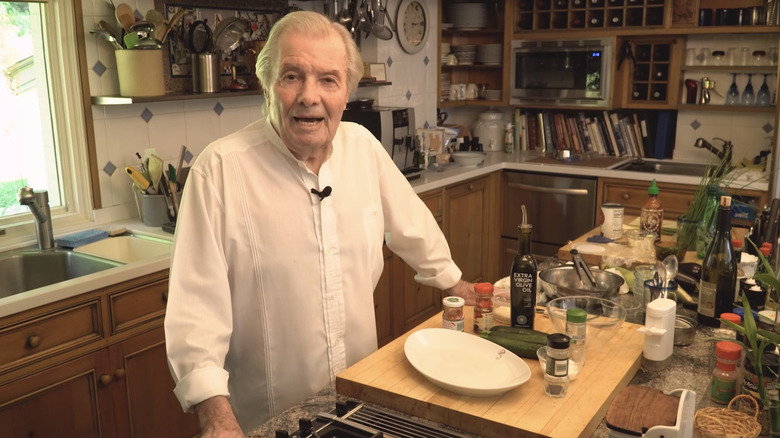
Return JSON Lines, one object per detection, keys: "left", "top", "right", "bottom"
{"left": 268, "top": 31, "right": 349, "bottom": 155}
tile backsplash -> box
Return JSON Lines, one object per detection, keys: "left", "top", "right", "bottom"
{"left": 84, "top": 0, "right": 437, "bottom": 212}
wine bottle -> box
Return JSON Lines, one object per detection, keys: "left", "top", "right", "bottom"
{"left": 510, "top": 205, "right": 538, "bottom": 329}
{"left": 697, "top": 196, "right": 738, "bottom": 327}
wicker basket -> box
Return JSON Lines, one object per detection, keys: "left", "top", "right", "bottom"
{"left": 694, "top": 395, "right": 762, "bottom": 438}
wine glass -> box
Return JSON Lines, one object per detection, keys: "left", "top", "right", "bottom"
{"left": 741, "top": 73, "right": 755, "bottom": 106}
{"left": 725, "top": 74, "right": 740, "bottom": 105}
{"left": 756, "top": 74, "right": 772, "bottom": 106}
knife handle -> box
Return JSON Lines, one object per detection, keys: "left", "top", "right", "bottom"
{"left": 125, "top": 166, "right": 151, "bottom": 193}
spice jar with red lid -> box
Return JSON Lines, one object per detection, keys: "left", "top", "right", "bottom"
{"left": 473, "top": 282, "right": 494, "bottom": 333}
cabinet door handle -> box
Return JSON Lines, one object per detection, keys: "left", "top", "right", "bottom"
{"left": 162, "top": 292, "right": 168, "bottom": 303}
{"left": 99, "top": 374, "right": 113, "bottom": 385}
{"left": 507, "top": 182, "right": 590, "bottom": 196}
{"left": 467, "top": 184, "right": 474, "bottom": 191}
{"left": 114, "top": 368, "right": 126, "bottom": 379}
{"left": 26, "top": 335, "right": 41, "bottom": 349}
{"left": 622, "top": 193, "right": 630, "bottom": 200}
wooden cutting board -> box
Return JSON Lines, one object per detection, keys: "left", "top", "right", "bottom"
{"left": 336, "top": 308, "right": 645, "bottom": 438}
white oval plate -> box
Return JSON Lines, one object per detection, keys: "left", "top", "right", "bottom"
{"left": 404, "top": 328, "right": 531, "bottom": 397}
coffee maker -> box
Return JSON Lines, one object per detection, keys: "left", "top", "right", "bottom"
{"left": 341, "top": 106, "right": 420, "bottom": 178}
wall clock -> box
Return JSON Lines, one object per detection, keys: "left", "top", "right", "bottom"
{"left": 396, "top": 0, "right": 429, "bottom": 54}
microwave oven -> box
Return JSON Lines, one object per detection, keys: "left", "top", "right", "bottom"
{"left": 510, "top": 38, "right": 612, "bottom": 107}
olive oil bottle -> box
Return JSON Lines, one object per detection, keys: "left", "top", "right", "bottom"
{"left": 697, "top": 196, "right": 737, "bottom": 327}
{"left": 510, "top": 205, "right": 537, "bottom": 328}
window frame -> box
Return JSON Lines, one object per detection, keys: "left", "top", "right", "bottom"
{"left": 0, "top": 0, "right": 99, "bottom": 248}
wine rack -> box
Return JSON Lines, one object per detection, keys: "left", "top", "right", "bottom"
{"left": 515, "top": 0, "right": 665, "bottom": 32}
{"left": 618, "top": 38, "right": 682, "bottom": 109}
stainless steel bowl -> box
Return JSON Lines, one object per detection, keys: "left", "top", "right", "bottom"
{"left": 539, "top": 266, "right": 624, "bottom": 299}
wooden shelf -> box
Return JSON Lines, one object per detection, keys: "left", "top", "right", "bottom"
{"left": 681, "top": 65, "right": 778, "bottom": 73}
{"left": 678, "top": 103, "right": 776, "bottom": 112}
{"left": 441, "top": 64, "right": 503, "bottom": 70}
{"left": 91, "top": 90, "right": 262, "bottom": 105}
{"left": 439, "top": 99, "right": 505, "bottom": 108}
{"left": 91, "top": 79, "right": 391, "bottom": 106}
{"left": 511, "top": 25, "right": 780, "bottom": 40}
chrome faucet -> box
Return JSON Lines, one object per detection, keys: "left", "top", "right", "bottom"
{"left": 18, "top": 187, "right": 55, "bottom": 249}
{"left": 694, "top": 137, "right": 733, "bottom": 164}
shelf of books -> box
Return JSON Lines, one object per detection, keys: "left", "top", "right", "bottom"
{"left": 511, "top": 108, "right": 676, "bottom": 159}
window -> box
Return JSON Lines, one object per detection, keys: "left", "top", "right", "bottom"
{"left": 0, "top": 0, "right": 92, "bottom": 244}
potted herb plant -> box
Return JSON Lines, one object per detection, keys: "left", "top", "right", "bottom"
{"left": 720, "top": 241, "right": 780, "bottom": 435}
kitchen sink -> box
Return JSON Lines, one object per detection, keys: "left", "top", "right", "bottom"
{"left": 613, "top": 159, "right": 726, "bottom": 178}
{"left": 0, "top": 249, "right": 122, "bottom": 298}
{"left": 74, "top": 235, "right": 172, "bottom": 263}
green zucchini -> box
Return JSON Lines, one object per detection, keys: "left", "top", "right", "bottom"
{"left": 486, "top": 326, "right": 549, "bottom": 345}
{"left": 479, "top": 331, "right": 545, "bottom": 359}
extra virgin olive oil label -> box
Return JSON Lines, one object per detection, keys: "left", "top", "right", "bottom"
{"left": 511, "top": 271, "right": 535, "bottom": 328}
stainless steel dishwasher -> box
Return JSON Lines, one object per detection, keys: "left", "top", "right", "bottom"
{"left": 501, "top": 171, "right": 597, "bottom": 270}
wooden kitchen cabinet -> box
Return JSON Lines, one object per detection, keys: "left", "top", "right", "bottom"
{"left": 598, "top": 176, "right": 769, "bottom": 224}
{"left": 444, "top": 175, "right": 492, "bottom": 283}
{"left": 374, "top": 174, "right": 500, "bottom": 345}
{"left": 615, "top": 36, "right": 683, "bottom": 109}
{"left": 0, "top": 271, "right": 199, "bottom": 438}
{"left": 108, "top": 327, "right": 199, "bottom": 438}
{"left": 0, "top": 350, "right": 112, "bottom": 438}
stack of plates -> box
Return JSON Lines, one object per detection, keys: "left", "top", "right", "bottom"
{"left": 441, "top": 73, "right": 451, "bottom": 101}
{"left": 451, "top": 45, "right": 476, "bottom": 65}
{"left": 476, "top": 44, "right": 502, "bottom": 65}
{"left": 449, "top": 3, "right": 489, "bottom": 30}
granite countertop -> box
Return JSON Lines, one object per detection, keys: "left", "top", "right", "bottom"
{"left": 251, "top": 305, "right": 722, "bottom": 437}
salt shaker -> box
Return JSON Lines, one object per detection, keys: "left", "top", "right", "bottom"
{"left": 638, "top": 298, "right": 675, "bottom": 371}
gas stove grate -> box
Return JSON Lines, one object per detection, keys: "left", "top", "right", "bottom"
{"left": 342, "top": 404, "right": 470, "bottom": 438}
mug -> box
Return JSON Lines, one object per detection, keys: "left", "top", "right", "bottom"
{"left": 466, "top": 83, "right": 479, "bottom": 99}
{"left": 449, "top": 83, "right": 466, "bottom": 100}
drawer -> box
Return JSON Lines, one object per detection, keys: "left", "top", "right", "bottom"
{"left": 0, "top": 300, "right": 102, "bottom": 371}
{"left": 109, "top": 278, "right": 168, "bottom": 334}
{"left": 600, "top": 180, "right": 695, "bottom": 220}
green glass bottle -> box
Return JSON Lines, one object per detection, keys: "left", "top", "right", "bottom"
{"left": 697, "top": 196, "right": 737, "bottom": 327}
{"left": 510, "top": 205, "right": 537, "bottom": 329}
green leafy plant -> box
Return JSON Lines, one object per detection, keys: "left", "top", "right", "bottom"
{"left": 719, "top": 241, "right": 780, "bottom": 432}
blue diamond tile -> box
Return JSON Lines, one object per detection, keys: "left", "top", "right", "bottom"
{"left": 133, "top": 9, "right": 143, "bottom": 20}
{"left": 92, "top": 61, "right": 106, "bottom": 77}
{"left": 103, "top": 161, "right": 117, "bottom": 176}
{"left": 424, "top": 121, "right": 430, "bottom": 128}
{"left": 141, "top": 108, "right": 153, "bottom": 123}
{"left": 386, "top": 56, "right": 393, "bottom": 67}
{"left": 424, "top": 56, "right": 429, "bottom": 66}
{"left": 406, "top": 90, "right": 412, "bottom": 100}
{"left": 764, "top": 123, "right": 774, "bottom": 134}
{"left": 184, "top": 150, "right": 194, "bottom": 163}
{"left": 214, "top": 102, "right": 224, "bottom": 116}
{"left": 690, "top": 120, "right": 701, "bottom": 130}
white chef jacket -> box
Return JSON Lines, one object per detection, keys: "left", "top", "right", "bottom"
{"left": 165, "top": 117, "right": 462, "bottom": 433}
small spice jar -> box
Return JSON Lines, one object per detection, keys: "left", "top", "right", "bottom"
{"left": 473, "top": 282, "right": 494, "bottom": 333}
{"left": 710, "top": 341, "right": 742, "bottom": 404}
{"left": 544, "top": 333, "right": 570, "bottom": 398}
{"left": 442, "top": 296, "right": 465, "bottom": 331}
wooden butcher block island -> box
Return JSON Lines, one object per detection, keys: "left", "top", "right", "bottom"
{"left": 336, "top": 307, "right": 645, "bottom": 438}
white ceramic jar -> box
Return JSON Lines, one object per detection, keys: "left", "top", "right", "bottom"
{"left": 473, "top": 109, "right": 506, "bottom": 152}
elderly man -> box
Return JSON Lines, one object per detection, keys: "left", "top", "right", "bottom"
{"left": 165, "top": 10, "right": 474, "bottom": 437}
